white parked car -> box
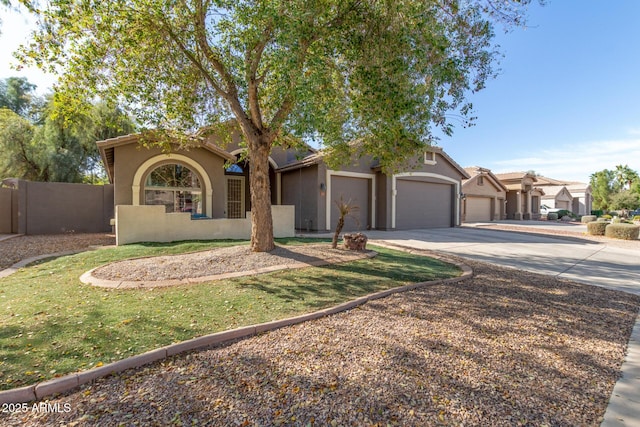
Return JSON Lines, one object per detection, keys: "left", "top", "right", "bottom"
{"left": 540, "top": 205, "right": 561, "bottom": 215}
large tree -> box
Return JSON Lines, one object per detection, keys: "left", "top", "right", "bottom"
{"left": 0, "top": 87, "right": 134, "bottom": 182}
{"left": 590, "top": 169, "right": 615, "bottom": 210}
{"left": 18, "top": 0, "right": 536, "bottom": 251}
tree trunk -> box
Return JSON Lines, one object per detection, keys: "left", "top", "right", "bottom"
{"left": 247, "top": 135, "right": 275, "bottom": 252}
{"left": 332, "top": 217, "right": 345, "bottom": 249}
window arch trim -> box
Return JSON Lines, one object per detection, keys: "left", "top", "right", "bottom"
{"left": 132, "top": 154, "right": 213, "bottom": 216}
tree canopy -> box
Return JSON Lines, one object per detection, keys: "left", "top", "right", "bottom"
{"left": 0, "top": 78, "right": 135, "bottom": 182}
{"left": 590, "top": 165, "right": 640, "bottom": 211}
{"left": 17, "top": 0, "right": 538, "bottom": 250}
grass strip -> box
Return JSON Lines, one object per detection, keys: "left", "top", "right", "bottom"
{"left": 0, "top": 238, "right": 459, "bottom": 390}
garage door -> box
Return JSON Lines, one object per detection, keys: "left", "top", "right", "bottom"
{"left": 557, "top": 200, "right": 570, "bottom": 210}
{"left": 464, "top": 196, "right": 491, "bottom": 222}
{"left": 330, "top": 175, "right": 370, "bottom": 231}
{"left": 396, "top": 179, "right": 453, "bottom": 229}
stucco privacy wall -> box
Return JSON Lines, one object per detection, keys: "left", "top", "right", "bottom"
{"left": 0, "top": 187, "right": 12, "bottom": 233}
{"left": 116, "top": 204, "right": 295, "bottom": 245}
{"left": 0, "top": 180, "right": 114, "bottom": 234}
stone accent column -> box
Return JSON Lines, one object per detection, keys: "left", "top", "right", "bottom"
{"left": 524, "top": 191, "right": 532, "bottom": 220}
{"left": 515, "top": 191, "right": 522, "bottom": 220}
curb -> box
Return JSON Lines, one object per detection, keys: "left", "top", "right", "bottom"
{"left": 0, "top": 247, "right": 472, "bottom": 404}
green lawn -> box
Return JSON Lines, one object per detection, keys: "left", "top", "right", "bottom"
{"left": 0, "top": 238, "right": 460, "bottom": 390}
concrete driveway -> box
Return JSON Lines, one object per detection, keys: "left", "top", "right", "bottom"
{"left": 366, "top": 225, "right": 640, "bottom": 295}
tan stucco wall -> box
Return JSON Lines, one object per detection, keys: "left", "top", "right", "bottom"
{"left": 0, "top": 187, "right": 12, "bottom": 233}
{"left": 462, "top": 176, "right": 506, "bottom": 221}
{"left": 116, "top": 204, "right": 295, "bottom": 245}
{"left": 113, "top": 144, "right": 227, "bottom": 218}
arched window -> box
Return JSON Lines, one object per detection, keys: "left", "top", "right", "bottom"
{"left": 144, "top": 163, "right": 202, "bottom": 214}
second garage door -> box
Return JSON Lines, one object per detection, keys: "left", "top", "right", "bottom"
{"left": 464, "top": 196, "right": 492, "bottom": 222}
{"left": 395, "top": 179, "right": 453, "bottom": 229}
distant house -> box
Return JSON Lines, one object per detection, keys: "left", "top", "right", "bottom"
{"left": 534, "top": 176, "right": 592, "bottom": 215}
{"left": 97, "top": 131, "right": 469, "bottom": 244}
{"left": 493, "top": 172, "right": 545, "bottom": 220}
{"left": 461, "top": 167, "right": 507, "bottom": 222}
{"left": 539, "top": 185, "right": 573, "bottom": 211}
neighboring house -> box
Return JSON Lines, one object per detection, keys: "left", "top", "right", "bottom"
{"left": 461, "top": 167, "right": 507, "bottom": 222}
{"left": 539, "top": 185, "right": 573, "bottom": 211}
{"left": 97, "top": 131, "right": 469, "bottom": 244}
{"left": 494, "top": 172, "right": 545, "bottom": 220}
{"left": 534, "top": 175, "right": 592, "bottom": 215}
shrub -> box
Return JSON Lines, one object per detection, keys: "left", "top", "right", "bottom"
{"left": 547, "top": 212, "right": 558, "bottom": 220}
{"left": 634, "top": 215, "right": 640, "bottom": 221}
{"left": 581, "top": 215, "right": 597, "bottom": 223}
{"left": 591, "top": 210, "right": 604, "bottom": 217}
{"left": 612, "top": 217, "right": 622, "bottom": 224}
{"left": 601, "top": 214, "right": 612, "bottom": 220}
{"left": 587, "top": 221, "right": 608, "bottom": 236}
{"left": 554, "top": 209, "right": 572, "bottom": 219}
{"left": 605, "top": 223, "right": 640, "bottom": 240}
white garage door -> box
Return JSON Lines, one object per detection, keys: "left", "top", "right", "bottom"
{"left": 465, "top": 196, "right": 491, "bottom": 222}
{"left": 396, "top": 180, "right": 453, "bottom": 229}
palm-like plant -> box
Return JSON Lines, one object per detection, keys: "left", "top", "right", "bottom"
{"left": 331, "top": 197, "right": 360, "bottom": 249}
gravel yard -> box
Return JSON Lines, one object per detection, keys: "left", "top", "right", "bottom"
{"left": 5, "top": 260, "right": 639, "bottom": 426}
{"left": 0, "top": 233, "right": 115, "bottom": 270}
{"left": 2, "top": 231, "right": 639, "bottom": 426}
{"left": 92, "top": 244, "right": 374, "bottom": 282}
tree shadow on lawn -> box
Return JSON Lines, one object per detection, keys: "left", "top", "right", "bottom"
{"left": 235, "top": 250, "right": 458, "bottom": 308}
{"left": 16, "top": 272, "right": 633, "bottom": 426}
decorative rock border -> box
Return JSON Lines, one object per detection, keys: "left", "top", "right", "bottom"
{"left": 0, "top": 245, "right": 472, "bottom": 404}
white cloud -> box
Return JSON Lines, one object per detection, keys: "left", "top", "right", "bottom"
{"left": 488, "top": 138, "right": 640, "bottom": 183}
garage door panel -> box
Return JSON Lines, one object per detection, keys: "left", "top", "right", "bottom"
{"left": 396, "top": 180, "right": 452, "bottom": 229}
{"left": 331, "top": 176, "right": 369, "bottom": 231}
{"left": 465, "top": 196, "right": 491, "bottom": 222}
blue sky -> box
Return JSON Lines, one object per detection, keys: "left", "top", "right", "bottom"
{"left": 2, "top": 1, "right": 640, "bottom": 184}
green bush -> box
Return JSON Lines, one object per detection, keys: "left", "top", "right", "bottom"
{"left": 605, "top": 223, "right": 640, "bottom": 240}
{"left": 601, "top": 214, "right": 612, "bottom": 220}
{"left": 547, "top": 212, "right": 558, "bottom": 220}
{"left": 591, "top": 210, "right": 604, "bottom": 217}
{"left": 556, "top": 209, "right": 576, "bottom": 218}
{"left": 581, "top": 215, "right": 597, "bottom": 223}
{"left": 633, "top": 215, "right": 640, "bottom": 221}
{"left": 612, "top": 217, "right": 622, "bottom": 224}
{"left": 587, "top": 221, "right": 608, "bottom": 236}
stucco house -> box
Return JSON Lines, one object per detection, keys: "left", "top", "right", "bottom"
{"left": 278, "top": 146, "right": 469, "bottom": 232}
{"left": 493, "top": 172, "right": 545, "bottom": 220}
{"left": 97, "top": 131, "right": 469, "bottom": 244}
{"left": 461, "top": 167, "right": 507, "bottom": 222}
{"left": 534, "top": 175, "right": 592, "bottom": 215}
{"left": 539, "top": 185, "right": 573, "bottom": 211}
